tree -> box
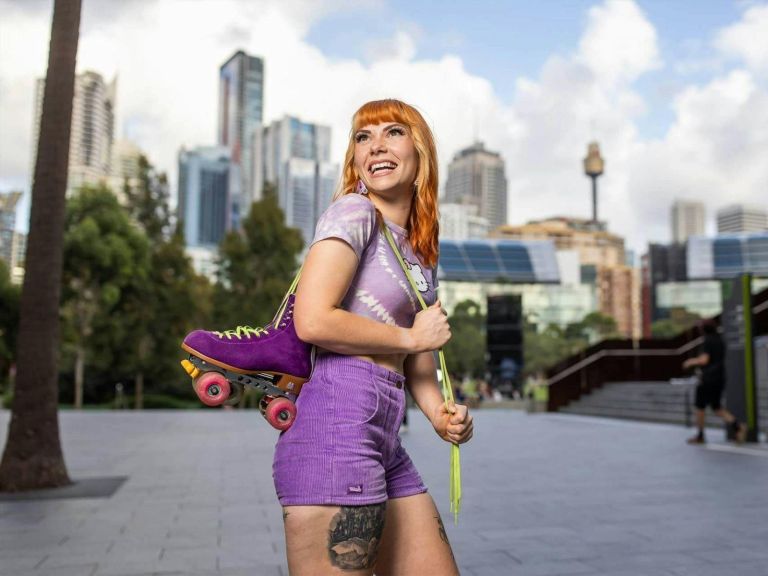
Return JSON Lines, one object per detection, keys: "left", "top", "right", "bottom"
{"left": 214, "top": 186, "right": 304, "bottom": 330}
{"left": 565, "top": 311, "right": 620, "bottom": 343}
{"left": 444, "top": 299, "right": 486, "bottom": 378}
{"left": 651, "top": 307, "right": 701, "bottom": 339}
{"left": 60, "top": 185, "right": 150, "bottom": 408}
{"left": 524, "top": 322, "right": 584, "bottom": 375}
{"left": 120, "top": 156, "right": 212, "bottom": 407}
{"left": 0, "top": 0, "right": 82, "bottom": 491}
{"left": 0, "top": 260, "right": 20, "bottom": 390}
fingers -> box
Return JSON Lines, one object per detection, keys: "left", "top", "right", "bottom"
{"left": 445, "top": 404, "right": 473, "bottom": 445}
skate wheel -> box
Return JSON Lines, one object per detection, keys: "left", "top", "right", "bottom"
{"left": 224, "top": 383, "right": 245, "bottom": 407}
{"left": 265, "top": 397, "right": 296, "bottom": 431}
{"left": 194, "top": 372, "right": 231, "bottom": 407}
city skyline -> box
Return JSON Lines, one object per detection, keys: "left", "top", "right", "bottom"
{"left": 1, "top": 0, "right": 767, "bottom": 254}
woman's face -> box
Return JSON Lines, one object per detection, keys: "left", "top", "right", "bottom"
{"left": 353, "top": 122, "right": 418, "bottom": 196}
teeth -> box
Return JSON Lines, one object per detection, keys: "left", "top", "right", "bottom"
{"left": 370, "top": 161, "right": 397, "bottom": 173}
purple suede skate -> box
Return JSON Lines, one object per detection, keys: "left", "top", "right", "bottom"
{"left": 182, "top": 294, "right": 312, "bottom": 380}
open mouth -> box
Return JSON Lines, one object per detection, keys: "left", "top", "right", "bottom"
{"left": 368, "top": 161, "right": 398, "bottom": 176}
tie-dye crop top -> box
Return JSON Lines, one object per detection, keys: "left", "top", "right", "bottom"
{"left": 310, "top": 193, "right": 439, "bottom": 328}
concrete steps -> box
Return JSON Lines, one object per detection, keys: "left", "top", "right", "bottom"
{"left": 560, "top": 381, "right": 725, "bottom": 428}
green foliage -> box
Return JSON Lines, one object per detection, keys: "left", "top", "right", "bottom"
{"left": 524, "top": 322, "right": 585, "bottom": 375}
{"left": 651, "top": 307, "right": 701, "bottom": 339}
{"left": 117, "top": 157, "right": 213, "bottom": 398}
{"left": 444, "top": 300, "right": 486, "bottom": 378}
{"left": 0, "top": 260, "right": 20, "bottom": 388}
{"left": 213, "top": 185, "right": 303, "bottom": 329}
{"left": 564, "top": 311, "right": 620, "bottom": 342}
{"left": 60, "top": 185, "right": 151, "bottom": 400}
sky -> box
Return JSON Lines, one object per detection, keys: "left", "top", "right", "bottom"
{"left": 1, "top": 0, "right": 767, "bottom": 255}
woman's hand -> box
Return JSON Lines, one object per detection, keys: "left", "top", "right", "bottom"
{"left": 431, "top": 402, "right": 473, "bottom": 445}
{"left": 409, "top": 300, "right": 451, "bottom": 352}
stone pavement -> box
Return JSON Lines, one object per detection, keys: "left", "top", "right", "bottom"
{"left": 1, "top": 408, "right": 768, "bottom": 576}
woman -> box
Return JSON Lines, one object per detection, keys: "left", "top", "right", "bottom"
{"left": 273, "top": 99, "right": 474, "bottom": 575}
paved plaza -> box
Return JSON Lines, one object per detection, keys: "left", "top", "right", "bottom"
{"left": 1, "top": 407, "right": 768, "bottom": 576}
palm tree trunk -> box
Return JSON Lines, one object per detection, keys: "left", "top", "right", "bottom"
{"left": 0, "top": 0, "right": 81, "bottom": 491}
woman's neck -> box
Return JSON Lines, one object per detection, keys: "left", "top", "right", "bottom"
{"left": 368, "top": 192, "right": 412, "bottom": 229}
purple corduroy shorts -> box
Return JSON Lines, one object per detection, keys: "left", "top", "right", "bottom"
{"left": 272, "top": 353, "right": 427, "bottom": 506}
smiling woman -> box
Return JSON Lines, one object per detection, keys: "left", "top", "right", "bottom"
{"left": 272, "top": 99, "right": 472, "bottom": 575}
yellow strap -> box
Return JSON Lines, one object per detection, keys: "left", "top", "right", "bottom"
{"left": 384, "top": 227, "right": 462, "bottom": 524}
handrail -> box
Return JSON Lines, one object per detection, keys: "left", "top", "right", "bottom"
{"left": 547, "top": 336, "right": 704, "bottom": 385}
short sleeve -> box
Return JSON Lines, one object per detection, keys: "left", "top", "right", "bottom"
{"left": 311, "top": 194, "right": 377, "bottom": 261}
{"left": 432, "top": 267, "right": 439, "bottom": 290}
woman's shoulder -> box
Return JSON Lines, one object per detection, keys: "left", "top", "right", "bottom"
{"left": 319, "top": 193, "right": 377, "bottom": 225}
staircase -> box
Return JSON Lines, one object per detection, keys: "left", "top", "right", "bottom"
{"left": 560, "top": 380, "right": 768, "bottom": 432}
{"left": 558, "top": 381, "right": 712, "bottom": 427}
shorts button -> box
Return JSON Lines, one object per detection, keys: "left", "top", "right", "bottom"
{"left": 395, "top": 381, "right": 402, "bottom": 389}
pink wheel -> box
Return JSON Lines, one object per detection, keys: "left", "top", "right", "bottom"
{"left": 193, "top": 372, "right": 231, "bottom": 407}
{"left": 265, "top": 397, "right": 296, "bottom": 431}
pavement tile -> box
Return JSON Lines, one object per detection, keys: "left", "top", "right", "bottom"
{"left": 1, "top": 409, "right": 768, "bottom": 576}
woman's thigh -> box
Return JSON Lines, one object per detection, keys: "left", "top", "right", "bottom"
{"left": 283, "top": 503, "right": 387, "bottom": 576}
{"left": 374, "top": 493, "right": 459, "bottom": 576}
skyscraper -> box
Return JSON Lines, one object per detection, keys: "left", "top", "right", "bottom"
{"left": 31, "top": 71, "right": 116, "bottom": 195}
{"left": 717, "top": 204, "right": 768, "bottom": 234}
{"left": 218, "top": 50, "right": 264, "bottom": 228}
{"left": 445, "top": 142, "right": 507, "bottom": 230}
{"left": 253, "top": 115, "right": 338, "bottom": 248}
{"left": 0, "top": 191, "right": 22, "bottom": 267}
{"left": 671, "top": 199, "right": 705, "bottom": 243}
{"left": 178, "top": 146, "right": 231, "bottom": 248}
{"left": 439, "top": 203, "right": 490, "bottom": 240}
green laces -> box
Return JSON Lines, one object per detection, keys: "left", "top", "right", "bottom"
{"left": 213, "top": 325, "right": 270, "bottom": 340}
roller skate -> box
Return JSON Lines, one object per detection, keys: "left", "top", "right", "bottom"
{"left": 180, "top": 292, "right": 312, "bottom": 431}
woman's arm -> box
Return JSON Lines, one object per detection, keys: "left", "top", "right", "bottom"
{"left": 404, "top": 351, "right": 474, "bottom": 445}
{"left": 294, "top": 238, "right": 450, "bottom": 355}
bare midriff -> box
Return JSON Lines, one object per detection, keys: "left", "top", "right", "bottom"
{"left": 354, "top": 353, "right": 408, "bottom": 376}
{"left": 315, "top": 348, "right": 407, "bottom": 376}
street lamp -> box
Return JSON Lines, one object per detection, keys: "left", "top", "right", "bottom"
{"left": 583, "top": 142, "right": 604, "bottom": 224}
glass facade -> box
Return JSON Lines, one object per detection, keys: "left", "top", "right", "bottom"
{"left": 438, "top": 239, "right": 559, "bottom": 283}
{"left": 688, "top": 232, "right": 768, "bottom": 279}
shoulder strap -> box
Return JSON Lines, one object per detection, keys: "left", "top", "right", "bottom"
{"left": 383, "top": 226, "right": 462, "bottom": 524}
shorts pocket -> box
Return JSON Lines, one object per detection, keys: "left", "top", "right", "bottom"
{"left": 334, "top": 373, "right": 380, "bottom": 425}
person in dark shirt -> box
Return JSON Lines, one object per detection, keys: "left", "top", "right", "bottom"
{"left": 682, "top": 321, "right": 746, "bottom": 444}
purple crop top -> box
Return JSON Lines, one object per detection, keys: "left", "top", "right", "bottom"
{"left": 310, "top": 193, "right": 438, "bottom": 329}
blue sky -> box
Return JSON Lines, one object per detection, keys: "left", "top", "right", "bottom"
{"left": 307, "top": 0, "right": 746, "bottom": 139}
{"left": 1, "top": 0, "right": 766, "bottom": 251}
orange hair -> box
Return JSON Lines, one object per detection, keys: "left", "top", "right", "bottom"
{"left": 337, "top": 99, "right": 439, "bottom": 268}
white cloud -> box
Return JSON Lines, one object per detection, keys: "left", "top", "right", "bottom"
{"left": 715, "top": 4, "right": 768, "bottom": 74}
{"left": 577, "top": 0, "right": 662, "bottom": 86}
{"left": 2, "top": 0, "right": 767, "bottom": 256}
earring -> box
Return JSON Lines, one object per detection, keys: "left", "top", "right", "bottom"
{"left": 356, "top": 180, "right": 368, "bottom": 195}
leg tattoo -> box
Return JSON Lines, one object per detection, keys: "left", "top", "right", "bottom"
{"left": 327, "top": 503, "right": 386, "bottom": 570}
{"left": 282, "top": 508, "right": 289, "bottom": 522}
{"left": 435, "top": 514, "right": 457, "bottom": 563}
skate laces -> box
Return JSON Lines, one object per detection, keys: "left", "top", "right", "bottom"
{"left": 213, "top": 325, "right": 270, "bottom": 340}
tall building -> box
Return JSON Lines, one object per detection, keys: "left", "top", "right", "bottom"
{"left": 445, "top": 142, "right": 507, "bottom": 230}
{"left": 218, "top": 50, "right": 264, "bottom": 227}
{"left": 493, "top": 217, "right": 639, "bottom": 338}
{"left": 253, "top": 115, "right": 338, "bottom": 248}
{"left": 108, "top": 139, "right": 144, "bottom": 204}
{"left": 671, "top": 199, "right": 705, "bottom": 243}
{"left": 717, "top": 204, "right": 768, "bottom": 233}
{"left": 439, "top": 203, "right": 490, "bottom": 240}
{"left": 32, "top": 71, "right": 116, "bottom": 195}
{"left": 178, "top": 146, "right": 231, "bottom": 250}
{"left": 0, "top": 191, "right": 22, "bottom": 266}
